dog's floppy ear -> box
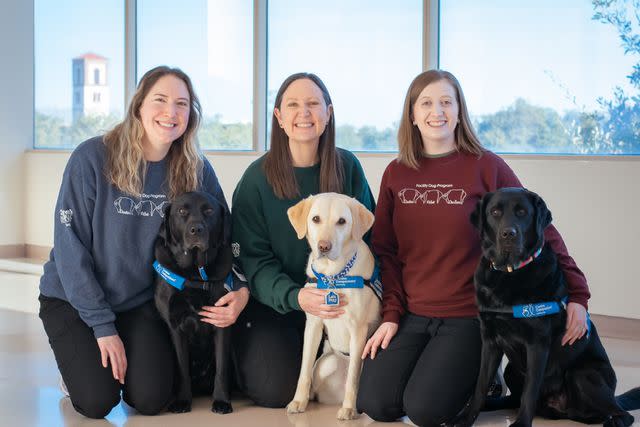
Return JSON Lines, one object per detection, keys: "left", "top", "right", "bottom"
{"left": 470, "top": 192, "right": 493, "bottom": 233}
{"left": 287, "top": 196, "right": 314, "bottom": 239}
{"left": 349, "top": 198, "right": 375, "bottom": 241}
{"left": 221, "top": 203, "right": 232, "bottom": 246}
{"left": 527, "top": 189, "right": 552, "bottom": 238}
{"left": 159, "top": 202, "right": 173, "bottom": 245}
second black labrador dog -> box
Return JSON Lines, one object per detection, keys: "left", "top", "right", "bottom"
{"left": 451, "top": 187, "right": 639, "bottom": 427}
{"left": 153, "top": 191, "right": 234, "bottom": 414}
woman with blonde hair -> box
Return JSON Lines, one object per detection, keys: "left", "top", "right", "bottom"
{"left": 357, "top": 70, "right": 591, "bottom": 426}
{"left": 38, "top": 66, "right": 248, "bottom": 418}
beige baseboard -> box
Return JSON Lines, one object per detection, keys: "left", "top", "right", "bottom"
{"left": 0, "top": 244, "right": 51, "bottom": 262}
{"left": 26, "top": 244, "right": 51, "bottom": 262}
{"left": 0, "top": 245, "right": 24, "bottom": 258}
{"left": 591, "top": 314, "right": 640, "bottom": 341}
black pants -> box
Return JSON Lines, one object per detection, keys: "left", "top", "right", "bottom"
{"left": 39, "top": 295, "right": 175, "bottom": 419}
{"left": 231, "top": 298, "right": 306, "bottom": 408}
{"left": 357, "top": 313, "right": 482, "bottom": 427}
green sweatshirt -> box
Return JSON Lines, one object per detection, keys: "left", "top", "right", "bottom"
{"left": 231, "top": 149, "right": 375, "bottom": 313}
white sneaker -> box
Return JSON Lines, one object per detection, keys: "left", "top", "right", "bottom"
{"left": 59, "top": 375, "right": 69, "bottom": 397}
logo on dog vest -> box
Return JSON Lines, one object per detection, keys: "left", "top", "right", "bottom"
{"left": 514, "top": 302, "right": 560, "bottom": 318}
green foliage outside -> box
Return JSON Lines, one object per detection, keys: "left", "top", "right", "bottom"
{"left": 35, "top": 113, "right": 120, "bottom": 149}
{"left": 34, "top": 0, "right": 639, "bottom": 154}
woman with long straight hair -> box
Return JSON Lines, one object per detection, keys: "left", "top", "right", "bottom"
{"left": 357, "top": 70, "right": 591, "bottom": 426}
{"left": 231, "top": 72, "right": 375, "bottom": 407}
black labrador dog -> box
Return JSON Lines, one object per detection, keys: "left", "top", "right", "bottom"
{"left": 153, "top": 191, "right": 234, "bottom": 414}
{"left": 451, "top": 187, "right": 639, "bottom": 427}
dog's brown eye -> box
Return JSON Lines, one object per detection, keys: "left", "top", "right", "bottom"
{"left": 204, "top": 208, "right": 214, "bottom": 216}
{"left": 516, "top": 209, "right": 526, "bottom": 217}
{"left": 490, "top": 208, "right": 501, "bottom": 217}
{"left": 178, "top": 208, "right": 188, "bottom": 216}
{"left": 312, "top": 215, "right": 320, "bottom": 223}
{"left": 337, "top": 218, "right": 346, "bottom": 225}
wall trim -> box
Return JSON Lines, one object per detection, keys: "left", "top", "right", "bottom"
{"left": 25, "top": 244, "right": 51, "bottom": 261}
{"left": 0, "top": 245, "right": 25, "bottom": 258}
{"left": 591, "top": 314, "right": 640, "bottom": 341}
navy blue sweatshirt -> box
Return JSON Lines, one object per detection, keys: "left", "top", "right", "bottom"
{"left": 39, "top": 136, "right": 228, "bottom": 338}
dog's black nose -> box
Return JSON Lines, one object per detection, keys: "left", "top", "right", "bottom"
{"left": 500, "top": 227, "right": 517, "bottom": 239}
{"left": 189, "top": 223, "right": 205, "bottom": 235}
{"left": 318, "top": 240, "right": 332, "bottom": 253}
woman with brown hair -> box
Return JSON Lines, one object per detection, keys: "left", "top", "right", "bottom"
{"left": 38, "top": 66, "right": 248, "bottom": 418}
{"left": 356, "top": 69, "right": 591, "bottom": 426}
{"left": 231, "top": 72, "right": 375, "bottom": 407}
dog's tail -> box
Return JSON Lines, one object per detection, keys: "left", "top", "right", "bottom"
{"left": 617, "top": 387, "right": 640, "bottom": 411}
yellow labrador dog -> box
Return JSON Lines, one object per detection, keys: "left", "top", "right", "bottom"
{"left": 286, "top": 192, "right": 381, "bottom": 420}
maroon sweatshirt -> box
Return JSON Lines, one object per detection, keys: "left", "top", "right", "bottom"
{"left": 372, "top": 150, "right": 590, "bottom": 324}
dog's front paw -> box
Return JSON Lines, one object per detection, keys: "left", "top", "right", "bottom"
{"left": 337, "top": 407, "right": 358, "bottom": 420}
{"left": 168, "top": 400, "right": 192, "bottom": 413}
{"left": 286, "top": 400, "right": 308, "bottom": 414}
{"left": 446, "top": 413, "right": 475, "bottom": 427}
{"left": 211, "top": 400, "right": 233, "bottom": 414}
{"left": 604, "top": 413, "right": 635, "bottom": 427}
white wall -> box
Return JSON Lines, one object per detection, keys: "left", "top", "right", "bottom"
{"left": 24, "top": 151, "right": 640, "bottom": 319}
{"left": 0, "top": 0, "right": 33, "bottom": 246}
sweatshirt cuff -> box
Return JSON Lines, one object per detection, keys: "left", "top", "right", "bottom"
{"left": 231, "top": 264, "right": 249, "bottom": 290}
{"left": 287, "top": 287, "right": 302, "bottom": 311}
{"left": 382, "top": 310, "right": 401, "bottom": 324}
{"left": 568, "top": 295, "right": 589, "bottom": 311}
{"left": 93, "top": 322, "right": 117, "bottom": 339}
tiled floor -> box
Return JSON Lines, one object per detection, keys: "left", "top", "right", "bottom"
{"left": 1, "top": 270, "right": 639, "bottom": 427}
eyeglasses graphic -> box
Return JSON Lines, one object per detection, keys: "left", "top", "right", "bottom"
{"left": 398, "top": 188, "right": 467, "bottom": 205}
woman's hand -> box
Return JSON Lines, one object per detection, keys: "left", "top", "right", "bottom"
{"left": 361, "top": 321, "right": 398, "bottom": 360}
{"left": 96, "top": 335, "right": 127, "bottom": 384}
{"left": 199, "top": 287, "right": 250, "bottom": 328}
{"left": 562, "top": 302, "right": 588, "bottom": 346}
{"left": 298, "top": 287, "right": 348, "bottom": 319}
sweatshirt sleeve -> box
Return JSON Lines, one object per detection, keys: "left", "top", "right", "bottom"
{"left": 53, "top": 152, "right": 117, "bottom": 338}
{"left": 494, "top": 155, "right": 591, "bottom": 309}
{"left": 371, "top": 163, "right": 406, "bottom": 324}
{"left": 231, "top": 173, "right": 301, "bottom": 312}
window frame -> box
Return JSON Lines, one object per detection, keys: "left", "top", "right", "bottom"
{"left": 122, "top": 0, "right": 436, "bottom": 154}
{"left": 36, "top": 0, "right": 635, "bottom": 157}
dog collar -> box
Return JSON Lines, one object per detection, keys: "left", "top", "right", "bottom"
{"left": 310, "top": 251, "right": 358, "bottom": 286}
{"left": 153, "top": 260, "right": 233, "bottom": 292}
{"left": 307, "top": 266, "right": 382, "bottom": 302}
{"left": 491, "top": 245, "right": 543, "bottom": 273}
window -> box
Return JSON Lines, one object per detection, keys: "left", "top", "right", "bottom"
{"left": 35, "top": 0, "right": 637, "bottom": 155}
{"left": 440, "top": 0, "right": 640, "bottom": 155}
{"left": 34, "top": 0, "right": 124, "bottom": 149}
{"left": 138, "top": 0, "right": 254, "bottom": 150}
{"left": 267, "top": 0, "right": 423, "bottom": 151}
